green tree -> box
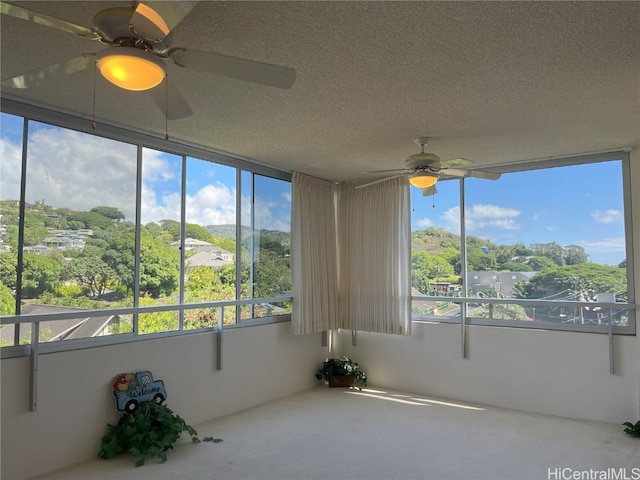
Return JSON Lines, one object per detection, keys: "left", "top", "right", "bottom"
{"left": 512, "top": 242, "right": 533, "bottom": 257}
{"left": 253, "top": 249, "right": 291, "bottom": 297}
{"left": 65, "top": 254, "right": 117, "bottom": 297}
{"left": 185, "top": 223, "right": 215, "bottom": 243}
{"left": 137, "top": 296, "right": 179, "bottom": 333}
{"left": 0, "top": 252, "right": 18, "bottom": 290}
{"left": 66, "top": 211, "right": 114, "bottom": 230}
{"left": 159, "top": 219, "right": 181, "bottom": 241}
{"left": 259, "top": 238, "right": 285, "bottom": 257}
{"left": 21, "top": 253, "right": 63, "bottom": 298}
{"left": 90, "top": 206, "right": 125, "bottom": 221}
{"left": 467, "top": 245, "right": 497, "bottom": 271}
{"left": 484, "top": 303, "right": 528, "bottom": 321}
{"left": 102, "top": 227, "right": 136, "bottom": 292}
{"left": 498, "top": 261, "right": 531, "bottom": 272}
{"left": 530, "top": 242, "right": 565, "bottom": 266}
{"left": 514, "top": 263, "right": 627, "bottom": 302}
{"left": 494, "top": 245, "right": 515, "bottom": 265}
{"left": 0, "top": 283, "right": 15, "bottom": 315}
{"left": 2, "top": 225, "right": 19, "bottom": 250}
{"left": 23, "top": 215, "right": 48, "bottom": 246}
{"left": 563, "top": 245, "right": 589, "bottom": 265}
{"left": 527, "top": 256, "right": 556, "bottom": 272}
{"left": 439, "top": 246, "right": 461, "bottom": 275}
{"left": 139, "top": 233, "right": 179, "bottom": 298}
{"left": 411, "top": 251, "right": 455, "bottom": 294}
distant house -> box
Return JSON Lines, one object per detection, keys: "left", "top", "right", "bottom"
{"left": 428, "top": 281, "right": 461, "bottom": 296}
{"left": 185, "top": 247, "right": 234, "bottom": 268}
{"left": 170, "top": 238, "right": 214, "bottom": 250}
{"left": 467, "top": 271, "right": 534, "bottom": 297}
{"left": 42, "top": 234, "right": 85, "bottom": 251}
{"left": 23, "top": 245, "right": 51, "bottom": 254}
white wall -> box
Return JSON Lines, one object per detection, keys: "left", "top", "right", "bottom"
{"left": 339, "top": 323, "right": 639, "bottom": 424}
{"left": 0, "top": 323, "right": 324, "bottom": 480}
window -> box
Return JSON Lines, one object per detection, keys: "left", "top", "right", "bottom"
{"left": 411, "top": 154, "right": 635, "bottom": 333}
{"left": 0, "top": 106, "right": 292, "bottom": 354}
{"left": 0, "top": 113, "right": 22, "bottom": 344}
{"left": 183, "top": 156, "right": 238, "bottom": 329}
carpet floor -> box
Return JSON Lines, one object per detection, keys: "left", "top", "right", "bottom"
{"left": 32, "top": 386, "right": 640, "bottom": 480}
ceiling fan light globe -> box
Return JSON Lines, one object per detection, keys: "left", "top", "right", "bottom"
{"left": 408, "top": 172, "right": 438, "bottom": 189}
{"left": 96, "top": 47, "right": 165, "bottom": 91}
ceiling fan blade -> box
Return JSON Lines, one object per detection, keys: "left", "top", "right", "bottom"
{"left": 440, "top": 168, "right": 501, "bottom": 180}
{"left": 2, "top": 53, "right": 95, "bottom": 89}
{"left": 129, "top": 1, "right": 198, "bottom": 43}
{"left": 0, "top": 1, "right": 99, "bottom": 40}
{"left": 171, "top": 49, "right": 296, "bottom": 89}
{"left": 441, "top": 157, "right": 474, "bottom": 168}
{"left": 465, "top": 170, "right": 502, "bottom": 180}
{"left": 149, "top": 78, "right": 193, "bottom": 120}
{"left": 439, "top": 168, "right": 469, "bottom": 177}
{"left": 421, "top": 185, "right": 438, "bottom": 196}
{"left": 355, "top": 174, "right": 406, "bottom": 189}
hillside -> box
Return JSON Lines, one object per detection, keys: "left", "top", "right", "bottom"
{"left": 207, "top": 225, "right": 290, "bottom": 245}
{"left": 207, "top": 224, "right": 490, "bottom": 254}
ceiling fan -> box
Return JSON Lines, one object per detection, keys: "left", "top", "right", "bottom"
{"left": 0, "top": 1, "right": 296, "bottom": 119}
{"left": 356, "top": 137, "right": 501, "bottom": 195}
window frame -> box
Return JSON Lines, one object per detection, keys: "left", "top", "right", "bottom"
{"left": 0, "top": 99, "right": 292, "bottom": 359}
{"left": 411, "top": 150, "right": 636, "bottom": 336}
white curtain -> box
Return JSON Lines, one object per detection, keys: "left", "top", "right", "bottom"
{"left": 292, "top": 173, "right": 411, "bottom": 335}
{"left": 291, "top": 173, "right": 340, "bottom": 334}
{"left": 336, "top": 177, "right": 412, "bottom": 335}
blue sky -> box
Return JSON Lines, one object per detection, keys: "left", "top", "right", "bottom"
{"left": 0, "top": 112, "right": 292, "bottom": 232}
{"left": 411, "top": 160, "right": 627, "bottom": 265}
{"left": 1, "top": 112, "right": 627, "bottom": 265}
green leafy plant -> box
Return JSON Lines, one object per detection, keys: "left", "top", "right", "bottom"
{"left": 315, "top": 356, "right": 367, "bottom": 390}
{"left": 98, "top": 402, "right": 222, "bottom": 467}
{"left": 623, "top": 420, "right": 640, "bottom": 437}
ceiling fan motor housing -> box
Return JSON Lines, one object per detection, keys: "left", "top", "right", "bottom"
{"left": 405, "top": 152, "right": 441, "bottom": 169}
{"left": 93, "top": 7, "right": 136, "bottom": 42}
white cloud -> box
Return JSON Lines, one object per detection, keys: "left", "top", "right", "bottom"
{"left": 2, "top": 125, "right": 291, "bottom": 232}
{"left": 0, "top": 137, "right": 22, "bottom": 200}
{"left": 4, "top": 127, "right": 139, "bottom": 219}
{"left": 255, "top": 196, "right": 291, "bottom": 232}
{"left": 185, "top": 183, "right": 237, "bottom": 226}
{"left": 441, "top": 204, "right": 521, "bottom": 232}
{"left": 142, "top": 150, "right": 178, "bottom": 183}
{"left": 591, "top": 209, "right": 623, "bottom": 225}
{"left": 574, "top": 237, "right": 626, "bottom": 264}
{"left": 415, "top": 217, "right": 434, "bottom": 229}
{"left": 574, "top": 237, "right": 626, "bottom": 252}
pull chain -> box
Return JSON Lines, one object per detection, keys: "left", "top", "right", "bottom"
{"left": 164, "top": 75, "right": 169, "bottom": 140}
{"left": 92, "top": 62, "right": 97, "bottom": 130}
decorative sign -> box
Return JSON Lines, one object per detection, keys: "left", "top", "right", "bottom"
{"left": 112, "top": 371, "right": 167, "bottom": 412}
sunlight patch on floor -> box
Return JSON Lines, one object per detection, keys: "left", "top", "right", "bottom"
{"left": 345, "top": 388, "right": 485, "bottom": 410}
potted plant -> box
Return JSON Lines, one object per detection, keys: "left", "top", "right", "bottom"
{"left": 623, "top": 420, "right": 640, "bottom": 437}
{"left": 315, "top": 356, "right": 367, "bottom": 390}
{"left": 98, "top": 402, "right": 222, "bottom": 467}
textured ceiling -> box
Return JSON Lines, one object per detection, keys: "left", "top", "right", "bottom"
{"left": 1, "top": 1, "right": 639, "bottom": 181}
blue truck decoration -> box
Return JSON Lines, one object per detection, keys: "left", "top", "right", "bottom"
{"left": 112, "top": 371, "right": 167, "bottom": 412}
